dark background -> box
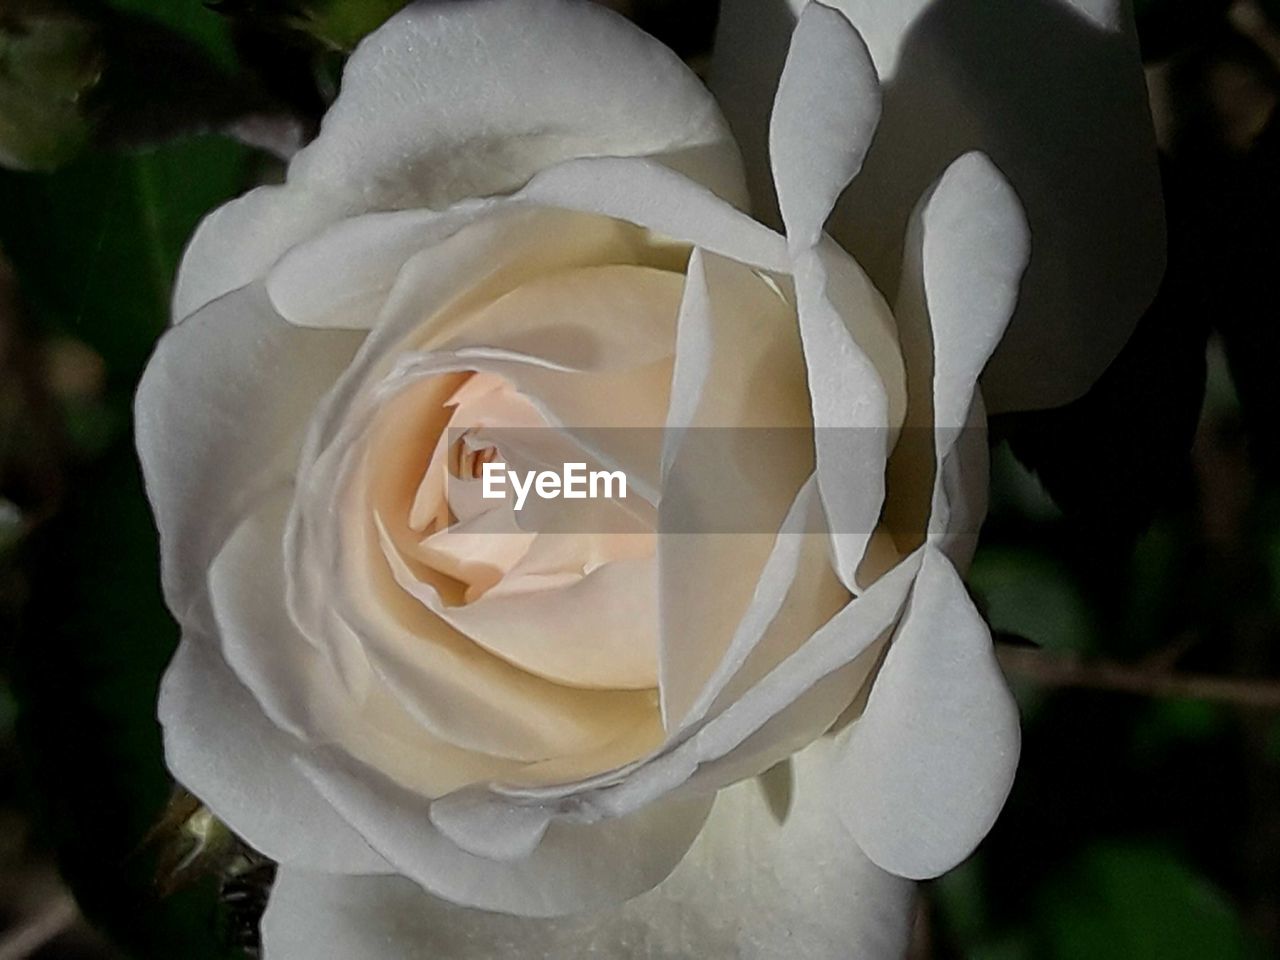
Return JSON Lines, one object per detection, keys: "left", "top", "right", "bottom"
{"left": 1, "top": 0, "right": 1278, "bottom": 957}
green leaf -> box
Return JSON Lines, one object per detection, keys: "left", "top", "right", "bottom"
{"left": 1035, "top": 845, "right": 1254, "bottom": 960}
{"left": 931, "top": 858, "right": 991, "bottom": 946}
{"left": 969, "top": 546, "right": 1096, "bottom": 655}
{"left": 987, "top": 441, "right": 1062, "bottom": 526}
{"left": 1122, "top": 517, "right": 1198, "bottom": 654}
{"left": 1130, "top": 698, "right": 1228, "bottom": 756}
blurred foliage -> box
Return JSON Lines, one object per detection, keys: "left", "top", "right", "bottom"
{"left": 0, "top": 0, "right": 1278, "bottom": 959}
{"left": 14, "top": 445, "right": 239, "bottom": 959}
{"left": 938, "top": 0, "right": 1280, "bottom": 956}
{"left": 0, "top": 4, "right": 257, "bottom": 956}
{"left": 0, "top": 0, "right": 300, "bottom": 173}
{"left": 991, "top": 165, "right": 1211, "bottom": 550}
{"left": 969, "top": 546, "right": 1096, "bottom": 655}
{"left": 1036, "top": 845, "right": 1253, "bottom": 959}
{"left": 0, "top": 9, "right": 100, "bottom": 171}
{"left": 0, "top": 137, "right": 248, "bottom": 384}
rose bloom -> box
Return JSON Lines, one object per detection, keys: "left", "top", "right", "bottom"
{"left": 135, "top": 0, "right": 1161, "bottom": 957}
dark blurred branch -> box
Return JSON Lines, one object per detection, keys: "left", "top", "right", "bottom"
{"left": 996, "top": 643, "right": 1280, "bottom": 710}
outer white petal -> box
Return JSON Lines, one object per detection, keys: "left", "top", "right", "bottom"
{"left": 881, "top": 152, "right": 1026, "bottom": 562}
{"left": 134, "top": 284, "right": 364, "bottom": 613}
{"left": 519, "top": 158, "right": 790, "bottom": 272}
{"left": 836, "top": 547, "right": 1020, "bottom": 879}
{"left": 171, "top": 184, "right": 344, "bottom": 322}
{"left": 770, "top": 1, "right": 881, "bottom": 250}
{"left": 794, "top": 246, "right": 892, "bottom": 589}
{"left": 295, "top": 747, "right": 713, "bottom": 918}
{"left": 832, "top": 157, "right": 1023, "bottom": 877}
{"left": 711, "top": 0, "right": 1165, "bottom": 411}
{"left": 896, "top": 152, "right": 1029, "bottom": 440}
{"left": 158, "top": 632, "right": 391, "bottom": 874}
{"left": 932, "top": 388, "right": 989, "bottom": 573}
{"left": 209, "top": 490, "right": 534, "bottom": 801}
{"left": 262, "top": 737, "right": 914, "bottom": 959}
{"left": 290, "top": 0, "right": 746, "bottom": 212}
{"left": 482, "top": 476, "right": 859, "bottom": 814}
{"left": 264, "top": 158, "right": 791, "bottom": 337}
{"left": 263, "top": 203, "right": 493, "bottom": 329}
{"left": 175, "top": 0, "right": 749, "bottom": 321}
{"left": 767, "top": 3, "right": 905, "bottom": 590}
{"left": 564, "top": 553, "right": 916, "bottom": 823}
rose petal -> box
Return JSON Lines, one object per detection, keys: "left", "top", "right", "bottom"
{"left": 881, "top": 152, "right": 1027, "bottom": 561}
{"left": 428, "top": 787, "right": 555, "bottom": 862}
{"left": 276, "top": 210, "right": 666, "bottom": 695}
{"left": 294, "top": 747, "right": 713, "bottom": 918}
{"left": 177, "top": 0, "right": 749, "bottom": 322}
{"left": 264, "top": 203, "right": 494, "bottom": 329}
{"left": 268, "top": 159, "right": 790, "bottom": 336}
{"left": 296, "top": 206, "right": 658, "bottom": 475}
{"left": 660, "top": 248, "right": 713, "bottom": 477}
{"left": 135, "top": 283, "right": 364, "bottom": 614}
{"left": 336, "top": 508, "right": 664, "bottom": 765}
{"left": 711, "top": 0, "right": 1164, "bottom": 411}
{"left": 794, "top": 245, "right": 893, "bottom": 590}
{"left": 474, "top": 476, "right": 827, "bottom": 810}
{"left": 693, "top": 478, "right": 847, "bottom": 724}
{"left": 480, "top": 475, "right": 859, "bottom": 810}
{"left": 290, "top": 0, "right": 746, "bottom": 212}
{"left": 656, "top": 250, "right": 814, "bottom": 729}
{"left": 770, "top": 0, "right": 881, "bottom": 250}
{"left": 158, "top": 631, "right": 390, "bottom": 875}
{"left": 520, "top": 158, "right": 791, "bottom": 273}
{"left": 433, "top": 264, "right": 685, "bottom": 371}
{"left": 931, "top": 389, "right": 989, "bottom": 573}
{"left": 262, "top": 736, "right": 914, "bottom": 958}
{"left": 209, "top": 489, "right": 529, "bottom": 800}
{"left": 171, "top": 184, "right": 345, "bottom": 322}
{"left": 897, "top": 152, "right": 1029, "bottom": 440}
{"left": 836, "top": 546, "right": 1020, "bottom": 879}
{"left": 482, "top": 358, "right": 674, "bottom": 501}
{"left": 832, "top": 162, "right": 1024, "bottom": 875}
{"left": 285, "top": 347, "right": 667, "bottom": 769}
{"left": 381, "top": 522, "right": 661, "bottom": 691}
{"left": 569, "top": 553, "right": 917, "bottom": 822}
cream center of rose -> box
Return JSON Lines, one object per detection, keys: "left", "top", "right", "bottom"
{"left": 359, "top": 366, "right": 661, "bottom": 690}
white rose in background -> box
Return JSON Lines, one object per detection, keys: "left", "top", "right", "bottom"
{"left": 132, "top": 1, "right": 1157, "bottom": 958}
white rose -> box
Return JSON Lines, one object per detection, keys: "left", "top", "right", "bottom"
{"left": 134, "top": 1, "right": 1160, "bottom": 957}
